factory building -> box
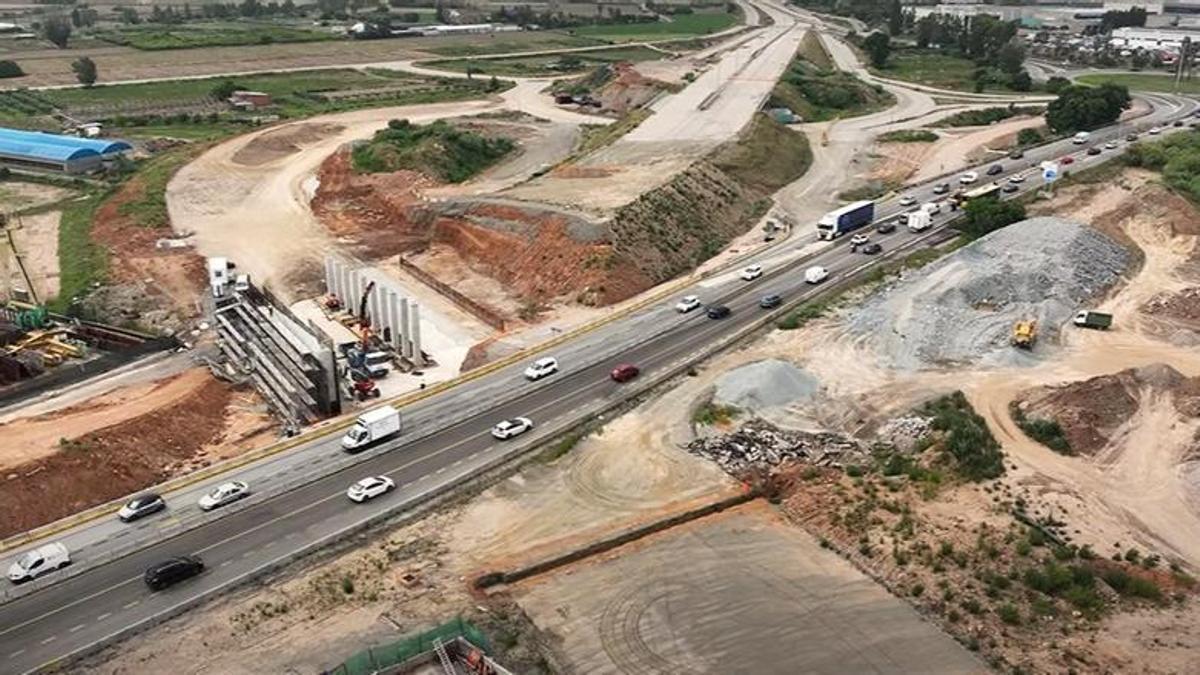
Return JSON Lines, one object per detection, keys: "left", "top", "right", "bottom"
{"left": 1109, "top": 26, "right": 1200, "bottom": 51}
{"left": 0, "top": 127, "right": 131, "bottom": 174}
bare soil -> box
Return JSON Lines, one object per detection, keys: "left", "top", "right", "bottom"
{"left": 3, "top": 209, "right": 61, "bottom": 300}
{"left": 0, "top": 181, "right": 74, "bottom": 212}
{"left": 230, "top": 122, "right": 346, "bottom": 167}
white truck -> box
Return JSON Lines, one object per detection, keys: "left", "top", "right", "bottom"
{"left": 341, "top": 407, "right": 402, "bottom": 453}
{"left": 1073, "top": 131, "right": 1090, "bottom": 145}
{"left": 906, "top": 209, "right": 933, "bottom": 232}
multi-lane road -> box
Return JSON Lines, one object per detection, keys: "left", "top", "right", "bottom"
{"left": 2, "top": 69, "right": 1198, "bottom": 675}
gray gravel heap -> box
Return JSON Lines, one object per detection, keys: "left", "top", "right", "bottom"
{"left": 847, "top": 217, "right": 1130, "bottom": 370}
{"left": 713, "top": 359, "right": 820, "bottom": 413}
{"left": 685, "top": 419, "right": 864, "bottom": 474}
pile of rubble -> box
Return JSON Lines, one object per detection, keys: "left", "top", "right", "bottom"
{"left": 685, "top": 419, "right": 864, "bottom": 475}
{"left": 875, "top": 416, "right": 934, "bottom": 452}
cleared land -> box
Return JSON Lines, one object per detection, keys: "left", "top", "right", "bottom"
{"left": 873, "top": 50, "right": 981, "bottom": 92}
{"left": 571, "top": 12, "right": 739, "bottom": 41}
{"left": 1076, "top": 72, "right": 1200, "bottom": 96}
{"left": 423, "top": 46, "right": 664, "bottom": 77}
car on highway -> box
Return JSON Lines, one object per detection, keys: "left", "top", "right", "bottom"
{"left": 346, "top": 476, "right": 395, "bottom": 503}
{"left": 875, "top": 220, "right": 896, "bottom": 234}
{"left": 861, "top": 242, "right": 882, "bottom": 255}
{"left": 1003, "top": 183, "right": 1020, "bottom": 194}
{"left": 759, "top": 294, "right": 782, "bottom": 309}
{"left": 1060, "top": 156, "right": 1074, "bottom": 165}
{"left": 610, "top": 363, "right": 640, "bottom": 382}
{"left": 986, "top": 164, "right": 1003, "bottom": 176}
{"left": 1008, "top": 149, "right": 1024, "bottom": 159}
{"left": 898, "top": 195, "right": 916, "bottom": 207}
{"left": 1087, "top": 146, "right": 1102, "bottom": 156}
{"left": 958, "top": 171, "right": 978, "bottom": 184}
{"left": 932, "top": 183, "right": 950, "bottom": 195}
{"left": 1173, "top": 120, "right": 1184, "bottom": 127}
{"left": 491, "top": 417, "right": 533, "bottom": 440}
{"left": 1126, "top": 133, "right": 1138, "bottom": 141}
{"left": 1105, "top": 140, "right": 1118, "bottom": 149}
{"left": 1008, "top": 173, "right": 1025, "bottom": 183}
{"left": 7, "top": 542, "right": 69, "bottom": 583}
{"left": 739, "top": 264, "right": 763, "bottom": 281}
{"left": 523, "top": 357, "right": 558, "bottom": 381}
{"left": 198, "top": 481, "right": 249, "bottom": 511}
{"left": 675, "top": 295, "right": 701, "bottom": 313}
{"left": 1149, "top": 126, "right": 1162, "bottom": 135}
{"left": 849, "top": 233, "right": 869, "bottom": 246}
{"left": 804, "top": 266, "right": 829, "bottom": 284}
{"left": 144, "top": 555, "right": 204, "bottom": 591}
{"left": 706, "top": 305, "right": 731, "bottom": 320}
{"left": 118, "top": 493, "right": 166, "bottom": 523}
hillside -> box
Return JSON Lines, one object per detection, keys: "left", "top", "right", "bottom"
{"left": 769, "top": 31, "right": 894, "bottom": 122}
{"left": 351, "top": 119, "right": 514, "bottom": 183}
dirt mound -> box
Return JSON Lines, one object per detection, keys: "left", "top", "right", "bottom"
{"left": 232, "top": 122, "right": 345, "bottom": 167}
{"left": 1144, "top": 287, "right": 1200, "bottom": 323}
{"left": 595, "top": 63, "right": 672, "bottom": 115}
{"left": 0, "top": 375, "right": 252, "bottom": 538}
{"left": 1013, "top": 363, "right": 1200, "bottom": 456}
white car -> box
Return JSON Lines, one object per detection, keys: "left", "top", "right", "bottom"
{"left": 1105, "top": 140, "right": 1118, "bottom": 149}
{"left": 898, "top": 195, "right": 916, "bottom": 207}
{"left": 492, "top": 417, "right": 533, "bottom": 440}
{"left": 198, "top": 480, "right": 249, "bottom": 511}
{"left": 675, "top": 295, "right": 701, "bottom": 313}
{"left": 804, "top": 266, "right": 829, "bottom": 284}
{"left": 739, "top": 264, "right": 763, "bottom": 281}
{"left": 1008, "top": 173, "right": 1026, "bottom": 183}
{"left": 850, "top": 233, "right": 870, "bottom": 246}
{"left": 959, "top": 171, "right": 979, "bottom": 185}
{"left": 1149, "top": 126, "right": 1162, "bottom": 135}
{"left": 523, "top": 357, "right": 558, "bottom": 381}
{"left": 7, "top": 542, "right": 70, "bottom": 583}
{"left": 346, "top": 476, "right": 395, "bottom": 503}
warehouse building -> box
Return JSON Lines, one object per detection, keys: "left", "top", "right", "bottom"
{"left": 0, "top": 127, "right": 131, "bottom": 174}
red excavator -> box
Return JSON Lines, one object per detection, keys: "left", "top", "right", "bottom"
{"left": 346, "top": 281, "right": 381, "bottom": 401}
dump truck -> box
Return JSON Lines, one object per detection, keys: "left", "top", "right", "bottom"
{"left": 341, "top": 407, "right": 401, "bottom": 453}
{"left": 1073, "top": 310, "right": 1112, "bottom": 330}
{"left": 1012, "top": 320, "right": 1037, "bottom": 349}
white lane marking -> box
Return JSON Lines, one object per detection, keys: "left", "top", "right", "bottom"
{"left": 220, "top": 560, "right": 232, "bottom": 568}
{"left": 95, "top": 613, "right": 111, "bottom": 622}
{"left": 122, "top": 600, "right": 139, "bottom": 610}
{"left": 68, "top": 624, "right": 85, "bottom": 633}
{"left": 9, "top": 649, "right": 24, "bottom": 658}
{"left": 39, "top": 636, "right": 55, "bottom": 645}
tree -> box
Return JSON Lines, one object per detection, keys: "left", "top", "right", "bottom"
{"left": 960, "top": 197, "right": 1026, "bottom": 239}
{"left": 210, "top": 79, "right": 240, "bottom": 100}
{"left": 997, "top": 42, "right": 1025, "bottom": 76}
{"left": 1045, "top": 75, "right": 1070, "bottom": 94}
{"left": 0, "top": 60, "right": 24, "bottom": 79}
{"left": 72, "top": 56, "right": 97, "bottom": 86}
{"left": 487, "top": 75, "right": 500, "bottom": 92}
{"left": 1016, "top": 127, "right": 1042, "bottom": 146}
{"left": 43, "top": 15, "right": 72, "bottom": 48}
{"left": 863, "top": 32, "right": 891, "bottom": 69}
{"left": 1009, "top": 69, "right": 1032, "bottom": 92}
{"left": 1045, "top": 83, "right": 1131, "bottom": 133}
{"left": 887, "top": 0, "right": 903, "bottom": 36}
{"left": 1100, "top": 7, "right": 1146, "bottom": 33}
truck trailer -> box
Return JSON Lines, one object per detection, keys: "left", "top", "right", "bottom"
{"left": 906, "top": 210, "right": 933, "bottom": 232}
{"left": 342, "top": 407, "right": 402, "bottom": 453}
{"left": 817, "top": 201, "right": 874, "bottom": 240}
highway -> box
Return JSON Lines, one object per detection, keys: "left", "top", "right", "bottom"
{"left": 2, "top": 73, "right": 1198, "bottom": 675}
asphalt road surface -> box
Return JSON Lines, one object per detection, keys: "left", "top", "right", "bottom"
{"left": 2, "top": 96, "right": 1197, "bottom": 674}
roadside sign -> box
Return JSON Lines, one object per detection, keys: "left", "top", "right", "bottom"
{"left": 1041, "top": 161, "right": 1059, "bottom": 183}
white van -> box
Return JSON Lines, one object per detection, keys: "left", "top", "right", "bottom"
{"left": 804, "top": 266, "right": 829, "bottom": 284}
{"left": 1073, "top": 131, "right": 1090, "bottom": 144}
{"left": 7, "top": 542, "right": 70, "bottom": 583}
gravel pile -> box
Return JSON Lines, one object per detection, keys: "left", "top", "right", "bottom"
{"left": 713, "top": 359, "right": 820, "bottom": 413}
{"left": 685, "top": 419, "right": 864, "bottom": 474}
{"left": 848, "top": 217, "right": 1130, "bottom": 370}
{"left": 875, "top": 416, "right": 934, "bottom": 452}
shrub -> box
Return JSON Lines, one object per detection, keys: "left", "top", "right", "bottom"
{"left": 997, "top": 603, "right": 1022, "bottom": 625}
{"left": 919, "top": 392, "right": 1005, "bottom": 481}
{"left": 0, "top": 60, "right": 24, "bottom": 79}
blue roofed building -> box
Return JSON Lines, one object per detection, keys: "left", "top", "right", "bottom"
{"left": 0, "top": 127, "right": 132, "bottom": 174}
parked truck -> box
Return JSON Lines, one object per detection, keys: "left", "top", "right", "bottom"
{"left": 906, "top": 209, "right": 933, "bottom": 232}
{"left": 817, "top": 200, "right": 874, "bottom": 240}
{"left": 341, "top": 407, "right": 402, "bottom": 453}
{"left": 1073, "top": 310, "right": 1113, "bottom": 330}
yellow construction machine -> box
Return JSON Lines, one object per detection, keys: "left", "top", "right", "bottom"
{"left": 1012, "top": 320, "right": 1037, "bottom": 349}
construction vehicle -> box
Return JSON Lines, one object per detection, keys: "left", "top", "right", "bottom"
{"left": 1012, "top": 320, "right": 1037, "bottom": 349}
{"left": 1073, "top": 310, "right": 1113, "bottom": 330}
{"left": 346, "top": 280, "right": 381, "bottom": 401}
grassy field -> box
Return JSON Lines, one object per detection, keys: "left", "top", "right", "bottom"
{"left": 874, "top": 51, "right": 979, "bottom": 92}
{"left": 574, "top": 108, "right": 652, "bottom": 156}
{"left": 351, "top": 119, "right": 514, "bottom": 182}
{"left": 53, "top": 192, "right": 109, "bottom": 312}
{"left": 1076, "top": 72, "right": 1200, "bottom": 95}
{"left": 571, "top": 13, "right": 739, "bottom": 41}
{"left": 95, "top": 23, "right": 333, "bottom": 50}
{"left": 424, "top": 46, "right": 663, "bottom": 76}
{"left": 117, "top": 146, "right": 204, "bottom": 228}
{"left": 423, "top": 35, "right": 605, "bottom": 57}
{"left": 770, "top": 53, "right": 895, "bottom": 123}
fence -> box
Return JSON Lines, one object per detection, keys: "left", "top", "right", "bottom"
{"left": 326, "top": 617, "right": 491, "bottom": 675}
{"left": 396, "top": 256, "right": 507, "bottom": 331}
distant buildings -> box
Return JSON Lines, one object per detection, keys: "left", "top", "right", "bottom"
{"left": 0, "top": 127, "right": 131, "bottom": 174}
{"left": 1109, "top": 26, "right": 1199, "bottom": 51}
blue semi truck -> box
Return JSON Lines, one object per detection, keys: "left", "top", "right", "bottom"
{"left": 816, "top": 200, "right": 875, "bottom": 240}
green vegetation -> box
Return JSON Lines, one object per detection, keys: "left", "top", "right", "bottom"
{"left": 796, "top": 30, "right": 833, "bottom": 71}
{"left": 959, "top": 197, "right": 1026, "bottom": 240}
{"left": 692, "top": 401, "right": 741, "bottom": 426}
{"left": 572, "top": 12, "right": 739, "bottom": 40}
{"left": 1016, "top": 127, "right": 1044, "bottom": 147}
{"left": 837, "top": 179, "right": 901, "bottom": 202}
{"left": 540, "top": 432, "right": 584, "bottom": 464}
{"left": 424, "top": 46, "right": 663, "bottom": 77}
{"left": 874, "top": 50, "right": 980, "bottom": 92}
{"left": 1021, "top": 559, "right": 1106, "bottom": 618}
{"left": 1077, "top": 72, "right": 1200, "bottom": 96}
{"left": 711, "top": 113, "right": 813, "bottom": 195}
{"left": 1046, "top": 83, "right": 1132, "bottom": 134}
{"left": 1123, "top": 129, "right": 1200, "bottom": 204}
{"left": 96, "top": 24, "right": 333, "bottom": 50}
{"left": 351, "top": 119, "right": 514, "bottom": 183}
{"left": 423, "top": 36, "right": 603, "bottom": 57}
{"left": 770, "top": 46, "right": 895, "bottom": 123}
{"left": 117, "top": 147, "right": 201, "bottom": 228}
{"left": 1009, "top": 402, "right": 1072, "bottom": 455}
{"left": 53, "top": 192, "right": 110, "bottom": 312}
{"left": 932, "top": 105, "right": 1043, "bottom": 128}
{"left": 0, "top": 60, "right": 23, "bottom": 79}
{"left": 777, "top": 301, "right": 828, "bottom": 330}
{"left": 918, "top": 391, "right": 1005, "bottom": 481}
{"left": 575, "top": 108, "right": 652, "bottom": 156}
{"left": 877, "top": 129, "right": 938, "bottom": 143}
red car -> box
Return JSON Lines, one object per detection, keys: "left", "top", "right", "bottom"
{"left": 610, "top": 364, "right": 640, "bottom": 383}
{"left": 1060, "top": 156, "right": 1075, "bottom": 165}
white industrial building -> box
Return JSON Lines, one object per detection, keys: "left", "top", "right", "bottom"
{"left": 1109, "top": 26, "right": 1199, "bottom": 51}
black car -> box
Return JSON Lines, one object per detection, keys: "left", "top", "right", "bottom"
{"left": 875, "top": 220, "right": 897, "bottom": 234}
{"left": 861, "top": 242, "right": 883, "bottom": 255}
{"left": 1126, "top": 133, "right": 1138, "bottom": 142}
{"left": 986, "top": 164, "right": 1003, "bottom": 176}
{"left": 144, "top": 555, "right": 204, "bottom": 591}
{"left": 1087, "top": 146, "right": 1102, "bottom": 155}
{"left": 1173, "top": 120, "right": 1184, "bottom": 127}
{"left": 1008, "top": 149, "right": 1024, "bottom": 159}
{"left": 118, "top": 493, "right": 166, "bottom": 523}
{"left": 932, "top": 183, "right": 950, "bottom": 195}
{"left": 759, "top": 294, "right": 782, "bottom": 309}
{"left": 1002, "top": 183, "right": 1020, "bottom": 193}
{"left": 706, "top": 305, "right": 731, "bottom": 320}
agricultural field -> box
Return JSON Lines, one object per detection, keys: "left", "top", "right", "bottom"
{"left": 421, "top": 34, "right": 606, "bottom": 57}
{"left": 873, "top": 50, "right": 980, "bottom": 92}
{"left": 1076, "top": 72, "right": 1200, "bottom": 95}
{"left": 424, "top": 46, "right": 663, "bottom": 77}
{"left": 570, "top": 12, "right": 739, "bottom": 41}
{"left": 94, "top": 23, "right": 335, "bottom": 50}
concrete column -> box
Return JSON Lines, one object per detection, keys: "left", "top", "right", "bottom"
{"left": 399, "top": 298, "right": 411, "bottom": 359}
{"left": 338, "top": 265, "right": 351, "bottom": 309}
{"left": 323, "top": 257, "right": 335, "bottom": 296}
{"left": 410, "top": 302, "right": 422, "bottom": 365}
{"left": 368, "top": 283, "right": 382, "bottom": 330}
{"left": 349, "top": 271, "right": 362, "bottom": 317}
{"left": 387, "top": 291, "right": 402, "bottom": 351}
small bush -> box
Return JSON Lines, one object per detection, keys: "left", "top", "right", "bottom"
{"left": 877, "top": 129, "right": 938, "bottom": 143}
{"left": 0, "top": 60, "right": 24, "bottom": 79}
{"left": 919, "top": 392, "right": 1005, "bottom": 481}
{"left": 997, "top": 603, "right": 1022, "bottom": 625}
{"left": 1009, "top": 402, "right": 1072, "bottom": 454}
{"left": 341, "top": 576, "right": 355, "bottom": 594}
